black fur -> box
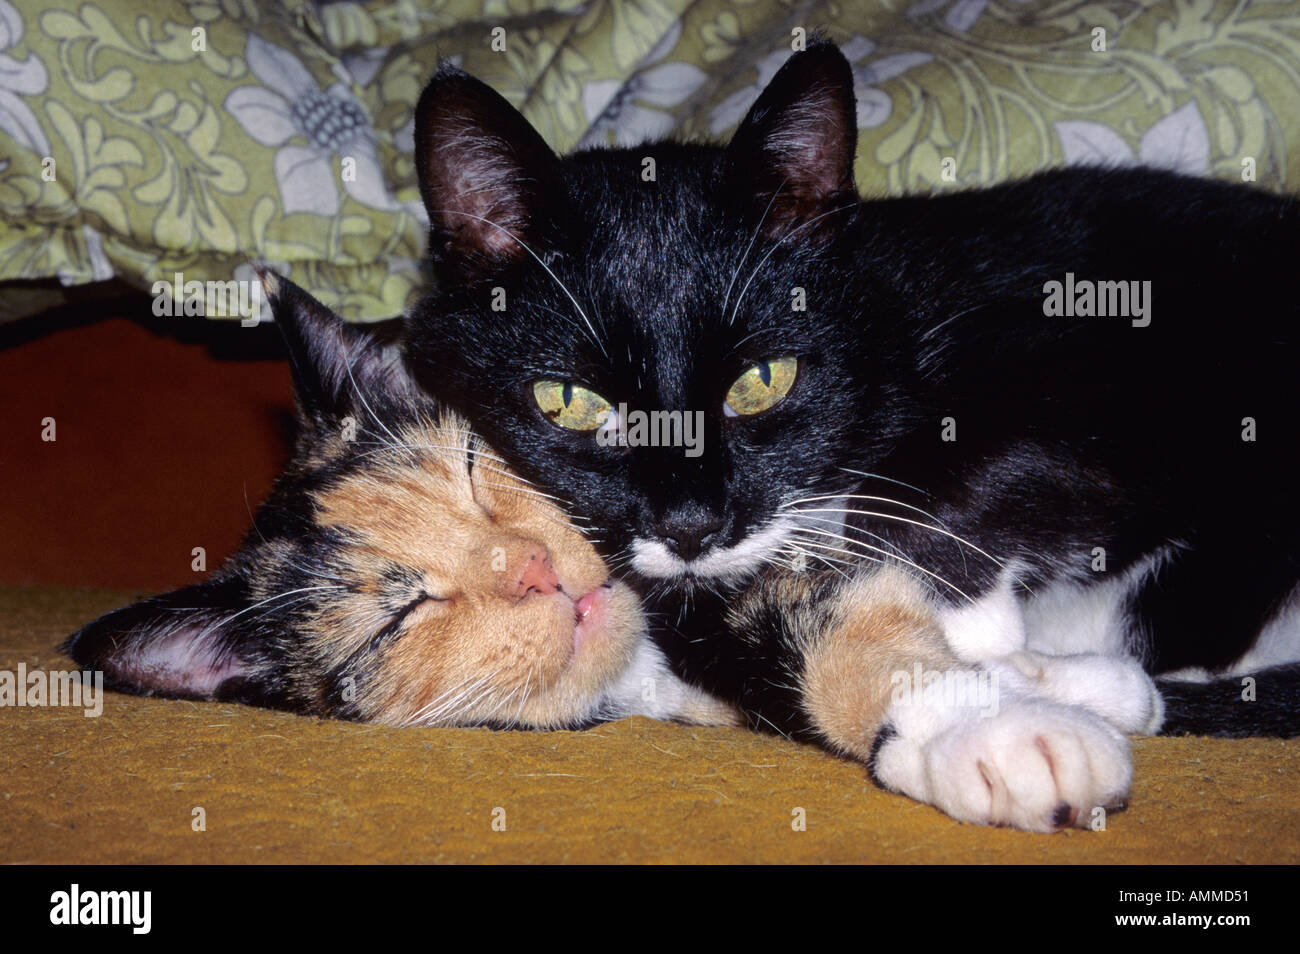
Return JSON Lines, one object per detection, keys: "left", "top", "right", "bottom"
{"left": 1159, "top": 665, "right": 1300, "bottom": 738}
{"left": 865, "top": 722, "right": 898, "bottom": 788}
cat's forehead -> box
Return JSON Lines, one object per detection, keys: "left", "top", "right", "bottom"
{"left": 564, "top": 150, "right": 741, "bottom": 275}
{"left": 543, "top": 155, "right": 770, "bottom": 352}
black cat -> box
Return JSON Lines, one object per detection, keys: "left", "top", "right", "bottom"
{"left": 403, "top": 40, "right": 1300, "bottom": 740}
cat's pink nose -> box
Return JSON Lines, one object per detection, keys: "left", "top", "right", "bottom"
{"left": 512, "top": 546, "right": 559, "bottom": 598}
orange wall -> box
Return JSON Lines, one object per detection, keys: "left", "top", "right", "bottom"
{"left": 0, "top": 311, "right": 293, "bottom": 591}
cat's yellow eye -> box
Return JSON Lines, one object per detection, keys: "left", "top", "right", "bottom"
{"left": 724, "top": 357, "right": 798, "bottom": 417}
{"left": 533, "top": 380, "right": 613, "bottom": 431}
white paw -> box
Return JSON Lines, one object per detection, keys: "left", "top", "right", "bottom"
{"left": 876, "top": 698, "right": 1131, "bottom": 832}
{"left": 986, "top": 651, "right": 1164, "bottom": 735}
{"left": 924, "top": 700, "right": 1131, "bottom": 831}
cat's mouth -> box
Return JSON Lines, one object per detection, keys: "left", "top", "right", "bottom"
{"left": 569, "top": 581, "right": 617, "bottom": 654}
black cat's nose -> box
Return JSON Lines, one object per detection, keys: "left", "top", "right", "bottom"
{"left": 656, "top": 511, "right": 725, "bottom": 562}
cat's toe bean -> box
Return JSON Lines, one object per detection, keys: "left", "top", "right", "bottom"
{"left": 922, "top": 699, "right": 1131, "bottom": 832}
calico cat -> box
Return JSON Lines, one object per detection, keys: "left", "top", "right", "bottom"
{"left": 400, "top": 42, "right": 1300, "bottom": 807}
{"left": 62, "top": 270, "right": 737, "bottom": 731}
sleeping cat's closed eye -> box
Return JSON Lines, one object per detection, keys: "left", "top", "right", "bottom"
{"left": 399, "top": 591, "right": 448, "bottom": 619}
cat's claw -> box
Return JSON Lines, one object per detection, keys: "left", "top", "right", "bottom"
{"left": 986, "top": 650, "right": 1165, "bottom": 735}
{"left": 875, "top": 699, "right": 1132, "bottom": 832}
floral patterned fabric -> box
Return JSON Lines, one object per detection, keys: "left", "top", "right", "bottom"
{"left": 1, "top": 0, "right": 1298, "bottom": 321}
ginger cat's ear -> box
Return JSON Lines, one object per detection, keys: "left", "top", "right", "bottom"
{"left": 254, "top": 266, "right": 414, "bottom": 427}
{"left": 413, "top": 63, "right": 563, "bottom": 285}
{"left": 726, "top": 39, "right": 859, "bottom": 238}
{"left": 60, "top": 580, "right": 275, "bottom": 705}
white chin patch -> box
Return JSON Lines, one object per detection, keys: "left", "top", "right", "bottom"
{"left": 629, "top": 503, "right": 847, "bottom": 583}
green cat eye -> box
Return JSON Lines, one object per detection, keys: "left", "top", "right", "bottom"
{"left": 724, "top": 357, "right": 798, "bottom": 417}
{"left": 533, "top": 380, "right": 613, "bottom": 431}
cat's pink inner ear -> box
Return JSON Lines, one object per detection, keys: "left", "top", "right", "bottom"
{"left": 107, "top": 625, "right": 247, "bottom": 698}
{"left": 414, "top": 67, "right": 560, "bottom": 277}
{"left": 763, "top": 79, "right": 856, "bottom": 191}
{"left": 429, "top": 134, "right": 532, "bottom": 256}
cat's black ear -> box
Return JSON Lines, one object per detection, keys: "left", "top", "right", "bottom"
{"left": 254, "top": 266, "right": 413, "bottom": 425}
{"left": 60, "top": 579, "right": 265, "bottom": 703}
{"left": 413, "top": 63, "right": 562, "bottom": 285}
{"left": 726, "top": 40, "right": 858, "bottom": 238}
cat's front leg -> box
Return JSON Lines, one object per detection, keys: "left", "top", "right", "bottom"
{"left": 795, "top": 567, "right": 1132, "bottom": 831}
{"left": 938, "top": 569, "right": 1164, "bottom": 735}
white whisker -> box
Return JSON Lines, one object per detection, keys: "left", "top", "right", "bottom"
{"left": 783, "top": 501, "right": 1003, "bottom": 568}
{"left": 429, "top": 208, "right": 607, "bottom": 358}
{"left": 722, "top": 179, "right": 787, "bottom": 324}
{"left": 792, "top": 526, "right": 972, "bottom": 603}
{"left": 729, "top": 202, "right": 858, "bottom": 325}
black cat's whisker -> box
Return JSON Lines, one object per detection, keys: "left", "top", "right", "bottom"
{"left": 789, "top": 509, "right": 915, "bottom": 561}
{"left": 721, "top": 178, "right": 787, "bottom": 324}
{"left": 781, "top": 492, "right": 953, "bottom": 537}
{"left": 788, "top": 551, "right": 854, "bottom": 583}
{"left": 531, "top": 301, "right": 609, "bottom": 360}
{"left": 837, "top": 467, "right": 932, "bottom": 499}
{"left": 780, "top": 498, "right": 1003, "bottom": 569}
{"left": 780, "top": 538, "right": 864, "bottom": 569}
{"left": 790, "top": 524, "right": 972, "bottom": 603}
{"left": 602, "top": 556, "right": 638, "bottom": 578}
{"left": 763, "top": 548, "right": 803, "bottom": 572}
{"left": 917, "top": 300, "right": 993, "bottom": 345}
{"left": 777, "top": 541, "right": 868, "bottom": 582}
{"left": 723, "top": 330, "right": 764, "bottom": 363}
{"left": 728, "top": 201, "right": 858, "bottom": 325}
{"left": 785, "top": 532, "right": 902, "bottom": 583}
{"left": 428, "top": 208, "right": 607, "bottom": 358}
{"left": 818, "top": 491, "right": 972, "bottom": 577}
{"left": 791, "top": 509, "right": 952, "bottom": 580}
